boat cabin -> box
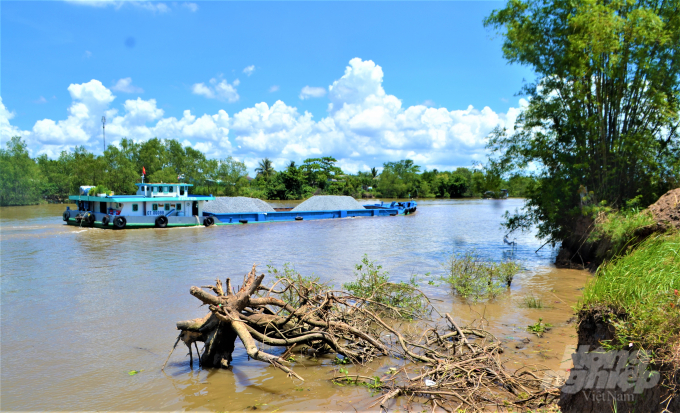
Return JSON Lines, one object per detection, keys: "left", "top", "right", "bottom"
{"left": 69, "top": 183, "right": 214, "bottom": 218}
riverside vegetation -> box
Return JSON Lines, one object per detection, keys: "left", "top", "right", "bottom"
{"left": 0, "top": 136, "right": 535, "bottom": 206}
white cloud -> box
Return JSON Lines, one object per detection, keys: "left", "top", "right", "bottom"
{"left": 35, "top": 96, "right": 48, "bottom": 104}
{"left": 8, "top": 58, "right": 524, "bottom": 174}
{"left": 0, "top": 98, "right": 32, "bottom": 149}
{"left": 192, "top": 78, "right": 239, "bottom": 102}
{"left": 66, "top": 1, "right": 175, "bottom": 13}
{"left": 84, "top": 50, "right": 92, "bottom": 59}
{"left": 182, "top": 2, "right": 198, "bottom": 12}
{"left": 299, "top": 86, "right": 327, "bottom": 100}
{"left": 111, "top": 77, "right": 144, "bottom": 94}
{"left": 269, "top": 85, "right": 280, "bottom": 93}
{"left": 243, "top": 65, "right": 255, "bottom": 76}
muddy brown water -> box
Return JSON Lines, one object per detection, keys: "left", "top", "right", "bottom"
{"left": 0, "top": 199, "right": 590, "bottom": 411}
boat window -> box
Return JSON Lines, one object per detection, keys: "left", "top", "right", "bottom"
{"left": 153, "top": 186, "right": 157, "bottom": 193}
{"left": 177, "top": 203, "right": 182, "bottom": 211}
{"left": 132, "top": 204, "right": 138, "bottom": 212}
{"left": 153, "top": 204, "right": 158, "bottom": 211}
{"left": 165, "top": 203, "right": 170, "bottom": 211}
{"left": 169, "top": 186, "right": 174, "bottom": 193}
{"left": 180, "top": 186, "right": 185, "bottom": 195}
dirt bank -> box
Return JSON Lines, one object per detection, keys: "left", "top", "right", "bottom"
{"left": 558, "top": 308, "right": 679, "bottom": 413}
{"left": 555, "top": 188, "right": 680, "bottom": 270}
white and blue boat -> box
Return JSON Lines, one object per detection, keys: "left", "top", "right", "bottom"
{"left": 62, "top": 179, "right": 416, "bottom": 230}
{"left": 63, "top": 182, "right": 215, "bottom": 229}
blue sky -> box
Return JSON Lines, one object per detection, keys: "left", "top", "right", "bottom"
{"left": 1, "top": 0, "right": 533, "bottom": 174}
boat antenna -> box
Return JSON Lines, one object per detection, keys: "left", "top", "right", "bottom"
{"left": 101, "top": 116, "right": 106, "bottom": 152}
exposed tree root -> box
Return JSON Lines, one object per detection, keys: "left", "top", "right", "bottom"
{"left": 170, "top": 264, "right": 563, "bottom": 411}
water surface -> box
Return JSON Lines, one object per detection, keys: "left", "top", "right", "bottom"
{"left": 0, "top": 199, "right": 589, "bottom": 411}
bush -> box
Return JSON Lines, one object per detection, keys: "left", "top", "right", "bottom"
{"left": 343, "top": 255, "right": 430, "bottom": 319}
{"left": 439, "top": 252, "right": 520, "bottom": 300}
{"left": 88, "top": 185, "right": 110, "bottom": 195}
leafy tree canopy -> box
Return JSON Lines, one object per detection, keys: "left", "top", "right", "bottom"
{"left": 484, "top": 0, "right": 680, "bottom": 241}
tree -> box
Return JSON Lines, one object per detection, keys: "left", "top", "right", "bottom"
{"left": 255, "top": 158, "right": 275, "bottom": 180}
{"left": 484, "top": 0, "right": 680, "bottom": 241}
{"left": 0, "top": 137, "right": 44, "bottom": 206}
{"left": 378, "top": 160, "right": 421, "bottom": 198}
{"left": 301, "top": 157, "right": 343, "bottom": 189}
{"left": 216, "top": 157, "right": 248, "bottom": 196}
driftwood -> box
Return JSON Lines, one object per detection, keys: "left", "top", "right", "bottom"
{"left": 169, "top": 265, "right": 562, "bottom": 411}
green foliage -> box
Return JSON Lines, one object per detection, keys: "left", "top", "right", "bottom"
{"left": 522, "top": 295, "right": 545, "bottom": 309}
{"left": 377, "top": 159, "right": 421, "bottom": 198}
{"left": 0, "top": 137, "right": 44, "bottom": 206}
{"left": 439, "top": 252, "right": 520, "bottom": 300}
{"left": 88, "top": 185, "right": 111, "bottom": 196}
{"left": 588, "top": 207, "right": 656, "bottom": 260}
{"left": 266, "top": 263, "right": 330, "bottom": 309}
{"left": 484, "top": 0, "right": 680, "bottom": 242}
{"left": 527, "top": 318, "right": 552, "bottom": 337}
{"left": 254, "top": 158, "right": 275, "bottom": 180}
{"left": 343, "top": 255, "right": 430, "bottom": 319}
{"left": 581, "top": 234, "right": 680, "bottom": 353}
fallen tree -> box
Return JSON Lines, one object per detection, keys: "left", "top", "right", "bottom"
{"left": 166, "top": 264, "right": 561, "bottom": 410}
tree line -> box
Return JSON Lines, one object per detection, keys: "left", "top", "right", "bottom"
{"left": 0, "top": 136, "right": 535, "bottom": 206}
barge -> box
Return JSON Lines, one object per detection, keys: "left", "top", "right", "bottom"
{"left": 63, "top": 183, "right": 417, "bottom": 229}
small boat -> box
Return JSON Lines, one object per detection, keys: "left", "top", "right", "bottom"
{"left": 63, "top": 182, "right": 215, "bottom": 229}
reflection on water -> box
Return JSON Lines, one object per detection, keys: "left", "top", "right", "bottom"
{"left": 0, "top": 200, "right": 589, "bottom": 411}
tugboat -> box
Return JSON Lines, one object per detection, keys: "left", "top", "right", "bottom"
{"left": 63, "top": 174, "right": 215, "bottom": 229}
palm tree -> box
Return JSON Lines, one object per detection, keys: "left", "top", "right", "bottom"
{"left": 255, "top": 158, "right": 275, "bottom": 179}
{"left": 371, "top": 167, "right": 378, "bottom": 179}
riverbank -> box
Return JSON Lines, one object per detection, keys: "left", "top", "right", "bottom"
{"left": 557, "top": 189, "right": 680, "bottom": 412}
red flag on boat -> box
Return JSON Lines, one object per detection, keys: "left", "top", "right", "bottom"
{"left": 142, "top": 166, "right": 146, "bottom": 175}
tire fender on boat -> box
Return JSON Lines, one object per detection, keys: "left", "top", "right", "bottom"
{"left": 84, "top": 212, "right": 95, "bottom": 225}
{"left": 63, "top": 211, "right": 70, "bottom": 222}
{"left": 204, "top": 216, "right": 214, "bottom": 227}
{"left": 102, "top": 215, "right": 110, "bottom": 226}
{"left": 155, "top": 216, "right": 168, "bottom": 228}
{"left": 113, "top": 216, "right": 126, "bottom": 229}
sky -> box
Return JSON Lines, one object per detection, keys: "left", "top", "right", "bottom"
{"left": 1, "top": 0, "right": 534, "bottom": 175}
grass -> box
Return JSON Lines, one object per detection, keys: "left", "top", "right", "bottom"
{"left": 439, "top": 251, "right": 520, "bottom": 300}
{"left": 580, "top": 233, "right": 680, "bottom": 354}
{"left": 522, "top": 295, "right": 545, "bottom": 309}
{"left": 587, "top": 207, "right": 656, "bottom": 260}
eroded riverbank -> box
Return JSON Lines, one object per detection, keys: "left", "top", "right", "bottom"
{"left": 1, "top": 199, "right": 590, "bottom": 411}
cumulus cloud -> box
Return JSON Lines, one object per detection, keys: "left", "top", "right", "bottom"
{"left": 243, "top": 65, "right": 255, "bottom": 76}
{"left": 0, "top": 98, "right": 31, "bottom": 148}
{"left": 299, "top": 86, "right": 326, "bottom": 100}
{"left": 6, "top": 58, "right": 525, "bottom": 173}
{"left": 192, "top": 78, "right": 239, "bottom": 102}
{"left": 111, "top": 77, "right": 144, "bottom": 94}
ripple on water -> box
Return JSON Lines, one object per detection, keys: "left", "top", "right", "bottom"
{"left": 0, "top": 200, "right": 588, "bottom": 410}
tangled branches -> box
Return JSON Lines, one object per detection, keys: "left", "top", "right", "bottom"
{"left": 167, "top": 264, "right": 562, "bottom": 411}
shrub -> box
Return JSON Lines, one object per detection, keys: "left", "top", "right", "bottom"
{"left": 439, "top": 252, "right": 520, "bottom": 300}
{"left": 343, "top": 255, "right": 431, "bottom": 319}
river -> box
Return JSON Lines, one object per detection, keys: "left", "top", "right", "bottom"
{"left": 0, "top": 199, "right": 590, "bottom": 411}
